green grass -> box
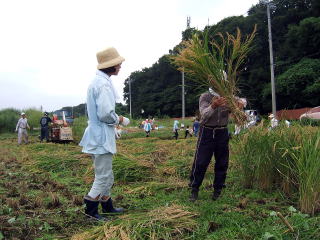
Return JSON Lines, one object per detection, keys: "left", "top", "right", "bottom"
{"left": 0, "top": 119, "right": 319, "bottom": 239}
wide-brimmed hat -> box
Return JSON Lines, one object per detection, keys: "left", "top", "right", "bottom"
{"left": 96, "top": 47, "right": 125, "bottom": 70}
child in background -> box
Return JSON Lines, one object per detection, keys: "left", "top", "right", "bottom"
{"left": 185, "top": 125, "right": 192, "bottom": 138}
{"left": 144, "top": 119, "right": 152, "bottom": 137}
{"left": 173, "top": 120, "right": 179, "bottom": 140}
{"left": 193, "top": 119, "right": 200, "bottom": 137}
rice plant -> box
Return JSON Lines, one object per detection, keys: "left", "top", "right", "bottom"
{"left": 234, "top": 125, "right": 320, "bottom": 214}
{"left": 289, "top": 130, "right": 320, "bottom": 215}
{"left": 171, "top": 26, "right": 256, "bottom": 124}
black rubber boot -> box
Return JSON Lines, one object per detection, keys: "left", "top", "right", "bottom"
{"left": 212, "top": 189, "right": 222, "bottom": 201}
{"left": 189, "top": 189, "right": 198, "bottom": 202}
{"left": 101, "top": 198, "right": 124, "bottom": 214}
{"left": 84, "top": 198, "right": 105, "bottom": 220}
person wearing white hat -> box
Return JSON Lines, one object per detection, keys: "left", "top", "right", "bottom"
{"left": 15, "top": 112, "right": 30, "bottom": 145}
{"left": 268, "top": 113, "right": 279, "bottom": 130}
{"left": 79, "top": 47, "right": 129, "bottom": 220}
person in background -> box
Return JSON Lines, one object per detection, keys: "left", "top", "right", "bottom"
{"left": 79, "top": 47, "right": 130, "bottom": 220}
{"left": 285, "top": 120, "right": 291, "bottom": 128}
{"left": 193, "top": 119, "right": 200, "bottom": 137}
{"left": 189, "top": 89, "right": 243, "bottom": 202}
{"left": 268, "top": 114, "right": 279, "bottom": 130}
{"left": 185, "top": 125, "right": 192, "bottom": 138}
{"left": 173, "top": 120, "right": 179, "bottom": 140}
{"left": 144, "top": 119, "right": 152, "bottom": 137}
{"left": 15, "top": 112, "right": 30, "bottom": 145}
{"left": 40, "top": 112, "right": 52, "bottom": 142}
{"left": 234, "top": 98, "right": 247, "bottom": 135}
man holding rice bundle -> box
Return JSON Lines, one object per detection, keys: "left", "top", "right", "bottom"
{"left": 80, "top": 47, "right": 130, "bottom": 220}
{"left": 171, "top": 27, "right": 256, "bottom": 201}
{"left": 189, "top": 89, "right": 232, "bottom": 201}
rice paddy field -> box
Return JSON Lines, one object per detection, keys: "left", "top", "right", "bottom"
{"left": 0, "top": 118, "right": 319, "bottom": 240}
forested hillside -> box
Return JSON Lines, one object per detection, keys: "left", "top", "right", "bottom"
{"left": 123, "top": 0, "right": 320, "bottom": 117}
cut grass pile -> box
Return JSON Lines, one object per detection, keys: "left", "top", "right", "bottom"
{"left": 71, "top": 204, "right": 198, "bottom": 240}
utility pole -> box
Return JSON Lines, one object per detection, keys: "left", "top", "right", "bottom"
{"left": 182, "top": 16, "right": 191, "bottom": 121}
{"left": 261, "top": 0, "right": 277, "bottom": 117}
{"left": 129, "top": 77, "right": 132, "bottom": 119}
{"left": 182, "top": 71, "right": 185, "bottom": 120}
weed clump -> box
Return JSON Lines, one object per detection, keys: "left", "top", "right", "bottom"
{"left": 46, "top": 192, "right": 61, "bottom": 209}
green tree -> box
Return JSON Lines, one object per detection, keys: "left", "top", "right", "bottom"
{"left": 263, "top": 58, "right": 320, "bottom": 109}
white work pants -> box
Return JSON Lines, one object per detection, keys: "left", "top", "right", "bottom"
{"left": 88, "top": 153, "right": 114, "bottom": 199}
{"left": 18, "top": 128, "right": 28, "bottom": 144}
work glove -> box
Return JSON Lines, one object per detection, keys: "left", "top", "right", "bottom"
{"left": 121, "top": 117, "right": 130, "bottom": 126}
{"left": 114, "top": 127, "right": 121, "bottom": 139}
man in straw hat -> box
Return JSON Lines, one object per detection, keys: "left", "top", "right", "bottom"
{"left": 80, "top": 47, "right": 130, "bottom": 220}
{"left": 15, "top": 112, "right": 30, "bottom": 145}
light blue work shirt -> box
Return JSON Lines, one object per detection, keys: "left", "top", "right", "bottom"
{"left": 144, "top": 122, "right": 151, "bottom": 131}
{"left": 79, "top": 70, "right": 119, "bottom": 154}
{"left": 173, "top": 120, "right": 179, "bottom": 131}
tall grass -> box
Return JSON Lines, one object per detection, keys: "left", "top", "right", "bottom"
{"left": 0, "top": 108, "right": 20, "bottom": 133}
{"left": 290, "top": 131, "right": 320, "bottom": 215}
{"left": 0, "top": 108, "right": 42, "bottom": 133}
{"left": 233, "top": 125, "right": 320, "bottom": 215}
{"left": 72, "top": 116, "right": 88, "bottom": 142}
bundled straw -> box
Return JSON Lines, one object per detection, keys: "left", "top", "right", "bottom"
{"left": 171, "top": 26, "right": 256, "bottom": 124}
{"left": 72, "top": 204, "right": 198, "bottom": 240}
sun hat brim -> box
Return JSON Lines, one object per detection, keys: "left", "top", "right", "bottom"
{"left": 97, "top": 56, "right": 125, "bottom": 70}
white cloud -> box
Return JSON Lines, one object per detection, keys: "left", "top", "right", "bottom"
{"left": 0, "top": 0, "right": 258, "bottom": 111}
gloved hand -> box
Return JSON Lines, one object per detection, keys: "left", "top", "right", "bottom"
{"left": 121, "top": 117, "right": 130, "bottom": 126}
{"left": 211, "top": 97, "right": 228, "bottom": 108}
{"left": 114, "top": 127, "right": 121, "bottom": 139}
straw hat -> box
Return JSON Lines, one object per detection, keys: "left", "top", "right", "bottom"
{"left": 96, "top": 47, "right": 125, "bottom": 69}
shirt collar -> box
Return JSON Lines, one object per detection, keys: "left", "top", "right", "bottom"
{"left": 96, "top": 70, "right": 110, "bottom": 80}
{"left": 96, "top": 70, "right": 121, "bottom": 103}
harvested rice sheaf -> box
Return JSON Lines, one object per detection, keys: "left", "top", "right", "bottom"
{"left": 171, "top": 26, "right": 257, "bottom": 125}
{"left": 71, "top": 204, "right": 198, "bottom": 240}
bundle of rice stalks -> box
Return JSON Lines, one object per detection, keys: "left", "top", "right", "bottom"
{"left": 72, "top": 204, "right": 198, "bottom": 240}
{"left": 171, "top": 26, "right": 256, "bottom": 125}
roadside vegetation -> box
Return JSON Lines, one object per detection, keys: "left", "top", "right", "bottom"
{"left": 0, "top": 118, "right": 319, "bottom": 239}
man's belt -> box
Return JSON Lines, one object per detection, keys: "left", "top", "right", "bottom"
{"left": 19, "top": 127, "right": 26, "bottom": 129}
{"left": 203, "top": 125, "right": 227, "bottom": 130}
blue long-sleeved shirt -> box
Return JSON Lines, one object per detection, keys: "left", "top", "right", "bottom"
{"left": 79, "top": 70, "right": 119, "bottom": 154}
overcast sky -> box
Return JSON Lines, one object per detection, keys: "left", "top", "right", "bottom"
{"left": 0, "top": 0, "right": 258, "bottom": 112}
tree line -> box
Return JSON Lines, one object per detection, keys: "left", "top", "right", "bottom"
{"left": 123, "top": 0, "right": 320, "bottom": 118}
